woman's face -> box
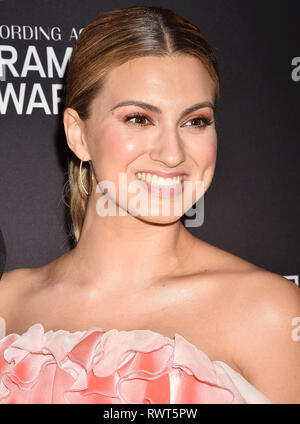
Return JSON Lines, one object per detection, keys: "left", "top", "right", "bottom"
{"left": 76, "top": 54, "right": 217, "bottom": 224}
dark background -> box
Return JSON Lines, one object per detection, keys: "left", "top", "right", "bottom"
{"left": 0, "top": 0, "right": 299, "bottom": 284}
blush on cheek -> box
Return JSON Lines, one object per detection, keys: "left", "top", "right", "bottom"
{"left": 107, "top": 128, "right": 146, "bottom": 162}
{"left": 203, "top": 132, "right": 217, "bottom": 155}
{"left": 109, "top": 139, "right": 140, "bottom": 164}
{"left": 191, "top": 134, "right": 217, "bottom": 164}
{"left": 207, "top": 139, "right": 217, "bottom": 161}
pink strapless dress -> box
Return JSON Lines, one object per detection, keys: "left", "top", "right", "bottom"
{"left": 0, "top": 322, "right": 272, "bottom": 404}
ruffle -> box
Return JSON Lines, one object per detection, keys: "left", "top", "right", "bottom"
{"left": 0, "top": 323, "right": 269, "bottom": 404}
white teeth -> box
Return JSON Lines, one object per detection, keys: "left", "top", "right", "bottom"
{"left": 136, "top": 172, "right": 183, "bottom": 187}
{"left": 152, "top": 174, "right": 158, "bottom": 184}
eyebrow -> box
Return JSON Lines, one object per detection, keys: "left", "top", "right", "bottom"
{"left": 110, "top": 100, "right": 215, "bottom": 120}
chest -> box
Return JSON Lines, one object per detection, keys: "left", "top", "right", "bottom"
{"left": 6, "top": 282, "right": 242, "bottom": 375}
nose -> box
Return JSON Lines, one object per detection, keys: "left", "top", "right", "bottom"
{"left": 149, "top": 127, "right": 186, "bottom": 168}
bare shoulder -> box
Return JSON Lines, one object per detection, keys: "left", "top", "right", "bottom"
{"left": 227, "top": 267, "right": 300, "bottom": 340}
{"left": 0, "top": 267, "right": 30, "bottom": 300}
{"left": 224, "top": 268, "right": 300, "bottom": 403}
{"left": 186, "top": 239, "right": 300, "bottom": 402}
{"left": 0, "top": 267, "right": 42, "bottom": 332}
{"left": 0, "top": 267, "right": 39, "bottom": 293}
{"left": 223, "top": 265, "right": 300, "bottom": 318}
{"left": 224, "top": 267, "right": 300, "bottom": 341}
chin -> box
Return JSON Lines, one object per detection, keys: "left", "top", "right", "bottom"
{"left": 133, "top": 214, "right": 183, "bottom": 226}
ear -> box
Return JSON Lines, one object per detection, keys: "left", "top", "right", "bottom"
{"left": 63, "top": 107, "right": 91, "bottom": 161}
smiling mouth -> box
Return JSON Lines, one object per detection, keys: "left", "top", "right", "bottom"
{"left": 135, "top": 171, "right": 186, "bottom": 189}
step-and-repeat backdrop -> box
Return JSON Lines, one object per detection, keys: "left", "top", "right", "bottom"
{"left": 0, "top": 0, "right": 299, "bottom": 286}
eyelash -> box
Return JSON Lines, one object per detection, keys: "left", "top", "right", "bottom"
{"left": 124, "top": 112, "right": 213, "bottom": 129}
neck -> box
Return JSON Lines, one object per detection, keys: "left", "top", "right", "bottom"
{"left": 63, "top": 191, "right": 196, "bottom": 292}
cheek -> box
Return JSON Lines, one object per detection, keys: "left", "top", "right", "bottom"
{"left": 205, "top": 136, "right": 217, "bottom": 164}
{"left": 192, "top": 133, "right": 217, "bottom": 168}
{"left": 110, "top": 136, "right": 139, "bottom": 159}
{"left": 91, "top": 125, "right": 144, "bottom": 169}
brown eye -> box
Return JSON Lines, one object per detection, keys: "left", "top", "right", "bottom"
{"left": 125, "top": 114, "right": 150, "bottom": 127}
{"left": 184, "top": 117, "right": 213, "bottom": 128}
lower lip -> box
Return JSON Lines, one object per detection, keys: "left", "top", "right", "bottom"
{"left": 136, "top": 177, "right": 184, "bottom": 197}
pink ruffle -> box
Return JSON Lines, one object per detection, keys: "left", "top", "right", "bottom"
{"left": 0, "top": 323, "right": 247, "bottom": 404}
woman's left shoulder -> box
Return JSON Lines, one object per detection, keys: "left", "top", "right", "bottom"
{"left": 235, "top": 267, "right": 300, "bottom": 324}
{"left": 225, "top": 267, "right": 300, "bottom": 403}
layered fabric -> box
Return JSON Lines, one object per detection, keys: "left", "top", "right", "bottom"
{"left": 0, "top": 323, "right": 272, "bottom": 404}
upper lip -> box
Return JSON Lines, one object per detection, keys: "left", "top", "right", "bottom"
{"left": 135, "top": 170, "right": 187, "bottom": 178}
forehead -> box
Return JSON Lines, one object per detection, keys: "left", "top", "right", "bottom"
{"left": 91, "top": 55, "right": 215, "bottom": 115}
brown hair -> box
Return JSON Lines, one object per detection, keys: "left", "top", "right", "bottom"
{"left": 63, "top": 5, "right": 220, "bottom": 243}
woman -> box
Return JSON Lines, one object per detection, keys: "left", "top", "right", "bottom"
{"left": 0, "top": 6, "right": 299, "bottom": 404}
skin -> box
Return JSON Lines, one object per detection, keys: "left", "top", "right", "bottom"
{"left": 0, "top": 54, "right": 300, "bottom": 403}
{"left": 63, "top": 54, "right": 218, "bottom": 291}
